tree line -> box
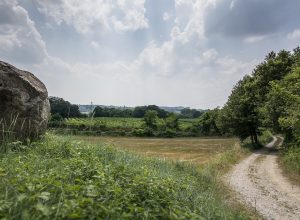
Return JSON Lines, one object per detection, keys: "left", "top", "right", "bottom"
{"left": 49, "top": 99, "right": 204, "bottom": 120}
{"left": 208, "top": 47, "right": 300, "bottom": 147}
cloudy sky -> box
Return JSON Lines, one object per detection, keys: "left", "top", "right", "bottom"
{"left": 1, "top": 0, "right": 300, "bottom": 108}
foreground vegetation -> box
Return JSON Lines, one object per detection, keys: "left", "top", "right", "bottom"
{"left": 0, "top": 134, "right": 250, "bottom": 219}
{"left": 280, "top": 147, "right": 300, "bottom": 183}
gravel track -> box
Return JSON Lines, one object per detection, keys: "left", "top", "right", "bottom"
{"left": 226, "top": 137, "right": 300, "bottom": 220}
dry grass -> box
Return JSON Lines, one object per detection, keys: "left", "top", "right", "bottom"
{"left": 75, "top": 136, "right": 239, "bottom": 165}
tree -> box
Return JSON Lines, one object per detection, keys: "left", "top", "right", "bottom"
{"left": 219, "top": 47, "right": 300, "bottom": 146}
{"left": 93, "top": 106, "right": 133, "bottom": 117}
{"left": 133, "top": 106, "right": 147, "bottom": 118}
{"left": 165, "top": 113, "right": 179, "bottom": 130}
{"left": 196, "top": 109, "right": 220, "bottom": 135}
{"left": 147, "top": 105, "right": 168, "bottom": 118}
{"left": 266, "top": 66, "right": 300, "bottom": 143}
{"left": 253, "top": 49, "right": 294, "bottom": 104}
{"left": 180, "top": 108, "right": 203, "bottom": 118}
{"left": 220, "top": 76, "right": 260, "bottom": 144}
{"left": 49, "top": 97, "right": 82, "bottom": 118}
{"left": 133, "top": 105, "right": 168, "bottom": 118}
{"left": 144, "top": 110, "right": 158, "bottom": 129}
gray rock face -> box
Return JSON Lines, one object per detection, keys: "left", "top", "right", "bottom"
{"left": 0, "top": 61, "right": 50, "bottom": 140}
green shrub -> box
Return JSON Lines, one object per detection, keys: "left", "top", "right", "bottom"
{"left": 258, "top": 129, "right": 273, "bottom": 145}
{"left": 162, "top": 128, "right": 177, "bottom": 138}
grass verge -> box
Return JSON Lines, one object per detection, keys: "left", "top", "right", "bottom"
{"left": 279, "top": 146, "right": 300, "bottom": 185}
{"left": 1, "top": 134, "right": 251, "bottom": 219}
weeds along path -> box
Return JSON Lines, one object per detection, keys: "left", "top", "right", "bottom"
{"left": 225, "top": 136, "right": 300, "bottom": 220}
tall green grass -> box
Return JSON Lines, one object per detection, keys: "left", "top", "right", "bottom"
{"left": 0, "top": 115, "right": 20, "bottom": 153}
{"left": 280, "top": 145, "right": 300, "bottom": 184}
{"left": 281, "top": 147, "right": 300, "bottom": 175}
{"left": 0, "top": 134, "right": 250, "bottom": 219}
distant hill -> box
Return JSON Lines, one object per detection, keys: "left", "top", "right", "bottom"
{"left": 159, "top": 106, "right": 185, "bottom": 113}
{"left": 78, "top": 105, "right": 132, "bottom": 114}
{"left": 78, "top": 105, "right": 204, "bottom": 114}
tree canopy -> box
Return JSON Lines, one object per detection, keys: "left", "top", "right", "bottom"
{"left": 133, "top": 105, "right": 168, "bottom": 118}
{"left": 218, "top": 46, "right": 300, "bottom": 147}
{"left": 49, "top": 97, "right": 82, "bottom": 118}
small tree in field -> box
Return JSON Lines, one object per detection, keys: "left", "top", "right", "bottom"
{"left": 165, "top": 113, "right": 179, "bottom": 130}
{"left": 144, "top": 110, "right": 158, "bottom": 129}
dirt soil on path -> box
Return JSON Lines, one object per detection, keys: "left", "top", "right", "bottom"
{"left": 225, "top": 137, "right": 300, "bottom": 220}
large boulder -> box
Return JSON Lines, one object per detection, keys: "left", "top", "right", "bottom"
{"left": 0, "top": 61, "right": 50, "bottom": 140}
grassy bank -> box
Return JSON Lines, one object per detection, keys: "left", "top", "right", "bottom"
{"left": 280, "top": 146, "right": 300, "bottom": 184}
{"left": 0, "top": 134, "right": 251, "bottom": 219}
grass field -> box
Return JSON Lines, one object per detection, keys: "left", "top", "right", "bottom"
{"left": 0, "top": 134, "right": 250, "bottom": 219}
{"left": 75, "top": 136, "right": 238, "bottom": 165}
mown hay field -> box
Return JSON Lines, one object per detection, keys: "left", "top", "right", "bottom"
{"left": 75, "top": 136, "right": 238, "bottom": 165}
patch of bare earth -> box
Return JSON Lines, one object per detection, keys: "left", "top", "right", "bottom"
{"left": 225, "top": 137, "right": 300, "bottom": 220}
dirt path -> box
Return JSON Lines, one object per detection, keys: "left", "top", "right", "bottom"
{"left": 226, "top": 137, "right": 300, "bottom": 220}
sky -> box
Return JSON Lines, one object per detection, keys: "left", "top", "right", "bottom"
{"left": 0, "top": 0, "right": 300, "bottom": 109}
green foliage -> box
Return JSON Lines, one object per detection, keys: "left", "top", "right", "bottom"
{"left": 144, "top": 110, "right": 159, "bottom": 129}
{"left": 195, "top": 109, "right": 221, "bottom": 136}
{"left": 0, "top": 135, "right": 250, "bottom": 219}
{"left": 48, "top": 113, "right": 64, "bottom": 128}
{"left": 165, "top": 113, "right": 179, "bottom": 130}
{"left": 133, "top": 105, "right": 168, "bottom": 118}
{"left": 268, "top": 67, "right": 300, "bottom": 143}
{"left": 93, "top": 106, "right": 133, "bottom": 118}
{"left": 257, "top": 130, "right": 273, "bottom": 146}
{"left": 180, "top": 108, "right": 203, "bottom": 119}
{"left": 281, "top": 146, "right": 300, "bottom": 176}
{"left": 49, "top": 97, "right": 83, "bottom": 118}
{"left": 219, "top": 47, "right": 300, "bottom": 147}
{"left": 50, "top": 113, "right": 64, "bottom": 122}
{"left": 219, "top": 76, "right": 260, "bottom": 144}
{"left": 49, "top": 117, "right": 204, "bottom": 137}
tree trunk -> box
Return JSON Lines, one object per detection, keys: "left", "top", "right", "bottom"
{"left": 253, "top": 132, "right": 258, "bottom": 145}
{"left": 250, "top": 134, "right": 254, "bottom": 145}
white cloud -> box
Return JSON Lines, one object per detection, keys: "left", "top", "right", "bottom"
{"left": 1, "top": 0, "right": 269, "bottom": 108}
{"left": 202, "top": 49, "right": 218, "bottom": 62}
{"left": 172, "top": 0, "right": 217, "bottom": 44}
{"left": 0, "top": 0, "right": 47, "bottom": 64}
{"left": 27, "top": 0, "right": 257, "bottom": 108}
{"left": 287, "top": 28, "right": 300, "bottom": 40}
{"left": 24, "top": 29, "right": 256, "bottom": 109}
{"left": 90, "top": 41, "right": 100, "bottom": 49}
{"left": 229, "top": 0, "right": 236, "bottom": 10}
{"left": 163, "top": 12, "right": 171, "bottom": 21}
{"left": 31, "top": 49, "right": 255, "bottom": 108}
{"left": 35, "top": 0, "right": 148, "bottom": 34}
{"left": 244, "top": 35, "right": 269, "bottom": 43}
